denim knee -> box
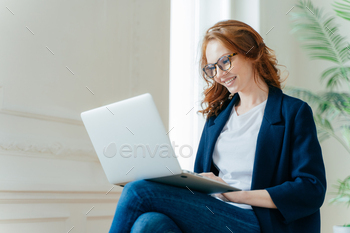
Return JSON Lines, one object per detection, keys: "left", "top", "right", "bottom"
{"left": 124, "top": 179, "right": 150, "bottom": 191}
{"left": 123, "top": 179, "right": 162, "bottom": 198}
{"left": 130, "top": 212, "right": 182, "bottom": 233}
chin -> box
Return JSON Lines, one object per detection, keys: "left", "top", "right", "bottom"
{"left": 227, "top": 87, "right": 238, "bottom": 94}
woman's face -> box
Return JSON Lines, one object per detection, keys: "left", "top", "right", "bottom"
{"left": 205, "top": 39, "right": 255, "bottom": 94}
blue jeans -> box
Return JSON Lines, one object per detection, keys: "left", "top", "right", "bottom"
{"left": 109, "top": 179, "right": 261, "bottom": 233}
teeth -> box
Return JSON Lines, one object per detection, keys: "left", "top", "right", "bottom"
{"left": 225, "top": 77, "right": 236, "bottom": 84}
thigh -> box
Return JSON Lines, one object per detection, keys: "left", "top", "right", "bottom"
{"left": 131, "top": 212, "right": 182, "bottom": 233}
{"left": 122, "top": 179, "right": 260, "bottom": 233}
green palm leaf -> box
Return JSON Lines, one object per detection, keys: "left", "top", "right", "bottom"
{"left": 316, "top": 128, "right": 331, "bottom": 142}
{"left": 321, "top": 92, "right": 350, "bottom": 117}
{"left": 290, "top": 0, "right": 350, "bottom": 89}
{"left": 321, "top": 66, "right": 350, "bottom": 89}
{"left": 329, "top": 176, "right": 350, "bottom": 208}
{"left": 333, "top": 0, "right": 350, "bottom": 21}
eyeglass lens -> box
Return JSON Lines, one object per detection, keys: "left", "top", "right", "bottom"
{"left": 204, "top": 55, "right": 231, "bottom": 78}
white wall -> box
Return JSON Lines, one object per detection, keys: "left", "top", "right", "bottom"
{"left": 0, "top": 0, "right": 170, "bottom": 232}
{"left": 260, "top": 0, "right": 350, "bottom": 232}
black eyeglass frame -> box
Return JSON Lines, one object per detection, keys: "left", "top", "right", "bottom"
{"left": 202, "top": 53, "right": 238, "bottom": 79}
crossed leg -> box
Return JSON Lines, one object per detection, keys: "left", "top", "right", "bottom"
{"left": 109, "top": 179, "right": 260, "bottom": 233}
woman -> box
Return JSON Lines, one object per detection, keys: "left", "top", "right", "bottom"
{"left": 109, "top": 20, "right": 326, "bottom": 233}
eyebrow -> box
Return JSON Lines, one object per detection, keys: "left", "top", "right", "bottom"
{"left": 207, "top": 53, "right": 235, "bottom": 64}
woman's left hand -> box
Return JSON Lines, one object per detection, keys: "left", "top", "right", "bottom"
{"left": 199, "top": 172, "right": 228, "bottom": 185}
{"left": 199, "top": 172, "right": 231, "bottom": 200}
{"left": 199, "top": 172, "right": 277, "bottom": 209}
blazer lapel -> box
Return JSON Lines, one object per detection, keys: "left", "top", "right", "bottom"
{"left": 251, "top": 86, "right": 285, "bottom": 190}
{"left": 204, "top": 94, "right": 240, "bottom": 172}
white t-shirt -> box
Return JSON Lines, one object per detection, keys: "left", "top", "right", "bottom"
{"left": 211, "top": 99, "right": 267, "bottom": 209}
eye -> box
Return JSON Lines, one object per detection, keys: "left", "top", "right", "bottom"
{"left": 218, "top": 56, "right": 229, "bottom": 64}
{"left": 204, "top": 64, "right": 216, "bottom": 72}
{"left": 223, "top": 58, "right": 230, "bottom": 64}
{"left": 217, "top": 56, "right": 231, "bottom": 70}
{"left": 208, "top": 65, "right": 216, "bottom": 70}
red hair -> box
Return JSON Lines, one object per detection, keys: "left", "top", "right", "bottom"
{"left": 198, "top": 20, "right": 285, "bottom": 119}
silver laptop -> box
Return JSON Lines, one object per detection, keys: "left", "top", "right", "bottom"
{"left": 81, "top": 93, "right": 240, "bottom": 194}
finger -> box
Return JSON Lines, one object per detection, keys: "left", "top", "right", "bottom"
{"left": 199, "top": 172, "right": 211, "bottom": 176}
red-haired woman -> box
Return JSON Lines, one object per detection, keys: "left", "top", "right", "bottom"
{"left": 109, "top": 20, "right": 326, "bottom": 233}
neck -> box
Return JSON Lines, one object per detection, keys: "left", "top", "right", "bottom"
{"left": 236, "top": 78, "right": 269, "bottom": 108}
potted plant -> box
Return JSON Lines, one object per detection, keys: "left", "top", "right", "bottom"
{"left": 287, "top": 0, "right": 350, "bottom": 232}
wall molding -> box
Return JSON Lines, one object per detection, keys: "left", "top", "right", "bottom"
{"left": 0, "top": 191, "right": 121, "bottom": 204}
{"left": 0, "top": 139, "right": 97, "bottom": 161}
{"left": 0, "top": 108, "right": 83, "bottom": 126}
{"left": 0, "top": 212, "right": 70, "bottom": 222}
{"left": 0, "top": 190, "right": 121, "bottom": 204}
{"left": 85, "top": 210, "right": 114, "bottom": 219}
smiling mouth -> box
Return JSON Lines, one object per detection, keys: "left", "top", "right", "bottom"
{"left": 225, "top": 76, "right": 237, "bottom": 85}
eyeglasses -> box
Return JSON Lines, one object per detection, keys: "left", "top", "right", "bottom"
{"left": 202, "top": 53, "right": 237, "bottom": 79}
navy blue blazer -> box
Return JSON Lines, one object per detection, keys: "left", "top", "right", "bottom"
{"left": 194, "top": 85, "right": 327, "bottom": 233}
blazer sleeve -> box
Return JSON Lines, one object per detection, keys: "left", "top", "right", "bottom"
{"left": 266, "top": 102, "right": 327, "bottom": 224}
